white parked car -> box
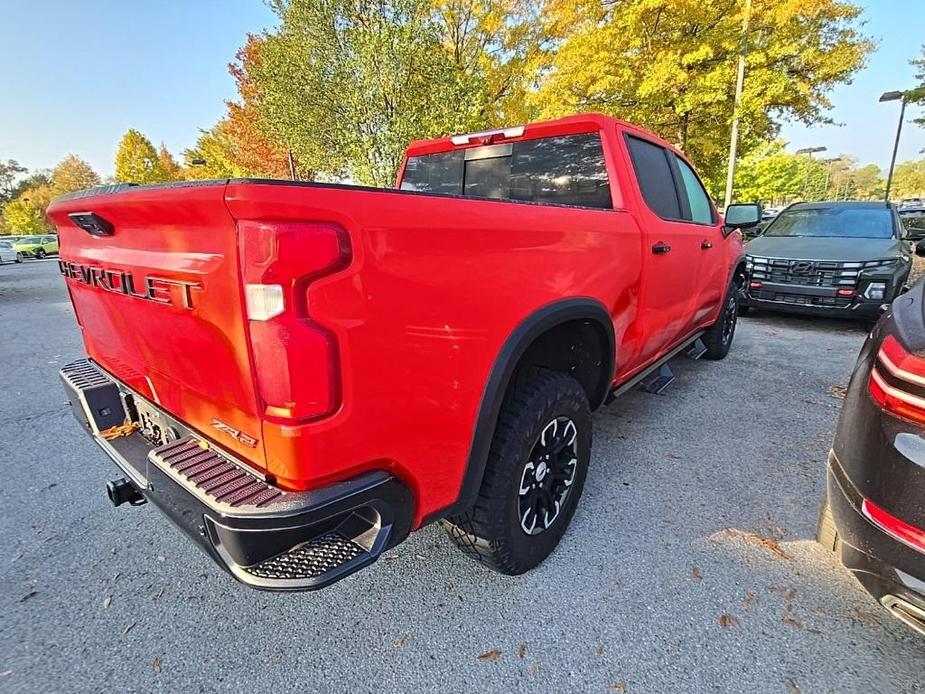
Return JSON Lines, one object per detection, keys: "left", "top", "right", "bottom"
{"left": 0, "top": 239, "right": 24, "bottom": 264}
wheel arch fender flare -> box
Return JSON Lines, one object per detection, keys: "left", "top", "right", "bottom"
{"left": 428, "top": 297, "right": 615, "bottom": 524}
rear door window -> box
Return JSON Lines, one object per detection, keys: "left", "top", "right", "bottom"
{"left": 400, "top": 133, "right": 612, "bottom": 209}
{"left": 624, "top": 135, "right": 682, "bottom": 220}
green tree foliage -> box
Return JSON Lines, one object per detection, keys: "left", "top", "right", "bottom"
{"left": 114, "top": 129, "right": 172, "bottom": 183}
{"left": 892, "top": 159, "right": 925, "bottom": 199}
{"left": 248, "top": 0, "right": 541, "bottom": 186}
{"left": 733, "top": 142, "right": 886, "bottom": 204}
{"left": 0, "top": 159, "right": 28, "bottom": 204}
{"left": 534, "top": 0, "right": 873, "bottom": 196}
{"left": 50, "top": 154, "right": 100, "bottom": 196}
{"left": 911, "top": 45, "right": 925, "bottom": 127}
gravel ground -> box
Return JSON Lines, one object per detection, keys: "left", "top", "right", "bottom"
{"left": 1, "top": 260, "right": 922, "bottom": 693}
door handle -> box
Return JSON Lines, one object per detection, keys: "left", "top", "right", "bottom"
{"left": 651, "top": 242, "right": 672, "bottom": 255}
{"left": 701, "top": 240, "right": 713, "bottom": 249}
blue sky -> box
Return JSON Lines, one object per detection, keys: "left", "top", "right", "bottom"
{"left": 1, "top": 0, "right": 923, "bottom": 179}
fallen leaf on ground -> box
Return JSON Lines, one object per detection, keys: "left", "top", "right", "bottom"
{"left": 713, "top": 528, "right": 791, "bottom": 560}
{"left": 152, "top": 587, "right": 165, "bottom": 600}
{"left": 665, "top": 453, "right": 682, "bottom": 460}
{"left": 828, "top": 385, "right": 848, "bottom": 399}
{"left": 121, "top": 622, "right": 136, "bottom": 635}
{"left": 609, "top": 681, "right": 627, "bottom": 692}
{"left": 782, "top": 606, "right": 803, "bottom": 629}
{"left": 517, "top": 643, "right": 526, "bottom": 659}
{"left": 478, "top": 649, "right": 501, "bottom": 662}
{"left": 414, "top": 553, "right": 426, "bottom": 561}
{"left": 784, "top": 589, "right": 797, "bottom": 601}
{"left": 741, "top": 591, "right": 757, "bottom": 610}
{"left": 151, "top": 658, "right": 161, "bottom": 673}
{"left": 718, "top": 613, "right": 740, "bottom": 629}
{"left": 102, "top": 595, "right": 112, "bottom": 609}
{"left": 595, "top": 645, "right": 605, "bottom": 657}
{"left": 394, "top": 634, "right": 408, "bottom": 648}
{"left": 384, "top": 554, "right": 399, "bottom": 561}
{"left": 19, "top": 591, "right": 38, "bottom": 603}
{"left": 692, "top": 566, "right": 703, "bottom": 582}
{"left": 786, "top": 677, "right": 801, "bottom": 693}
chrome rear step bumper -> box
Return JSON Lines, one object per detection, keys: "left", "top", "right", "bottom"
{"left": 60, "top": 359, "right": 413, "bottom": 591}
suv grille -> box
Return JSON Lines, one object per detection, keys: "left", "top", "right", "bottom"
{"left": 748, "top": 257, "right": 860, "bottom": 288}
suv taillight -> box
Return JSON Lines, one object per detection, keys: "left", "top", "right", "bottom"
{"left": 868, "top": 334, "right": 925, "bottom": 424}
{"left": 238, "top": 221, "right": 351, "bottom": 421}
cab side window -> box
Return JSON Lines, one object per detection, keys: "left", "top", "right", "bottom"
{"left": 625, "top": 135, "right": 682, "bottom": 220}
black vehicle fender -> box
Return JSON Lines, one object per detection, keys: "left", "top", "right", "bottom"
{"left": 423, "top": 297, "right": 615, "bottom": 526}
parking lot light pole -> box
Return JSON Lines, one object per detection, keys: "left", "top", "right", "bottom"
{"left": 796, "top": 146, "right": 827, "bottom": 200}
{"left": 722, "top": 0, "right": 752, "bottom": 210}
{"left": 880, "top": 90, "right": 909, "bottom": 203}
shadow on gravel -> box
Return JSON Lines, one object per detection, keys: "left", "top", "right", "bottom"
{"left": 740, "top": 309, "right": 870, "bottom": 336}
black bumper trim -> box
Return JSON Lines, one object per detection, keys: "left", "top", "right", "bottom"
{"left": 60, "top": 359, "right": 414, "bottom": 591}
{"left": 827, "top": 450, "right": 925, "bottom": 613}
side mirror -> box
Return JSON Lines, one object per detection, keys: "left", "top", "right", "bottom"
{"left": 724, "top": 203, "right": 762, "bottom": 229}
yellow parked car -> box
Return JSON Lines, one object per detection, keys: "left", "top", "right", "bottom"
{"left": 13, "top": 234, "right": 59, "bottom": 259}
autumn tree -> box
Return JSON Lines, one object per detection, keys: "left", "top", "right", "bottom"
{"left": 533, "top": 0, "right": 872, "bottom": 196}
{"left": 247, "top": 0, "right": 541, "bottom": 185}
{"left": 183, "top": 121, "right": 246, "bottom": 179}
{"left": 157, "top": 144, "right": 181, "bottom": 181}
{"left": 114, "top": 129, "right": 171, "bottom": 183}
{"left": 50, "top": 154, "right": 100, "bottom": 196}
{"left": 2, "top": 184, "right": 54, "bottom": 234}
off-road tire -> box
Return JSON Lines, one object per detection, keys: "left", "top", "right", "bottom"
{"left": 702, "top": 279, "right": 738, "bottom": 360}
{"left": 443, "top": 369, "right": 591, "bottom": 575}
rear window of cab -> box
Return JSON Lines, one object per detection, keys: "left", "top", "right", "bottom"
{"left": 400, "top": 133, "right": 613, "bottom": 210}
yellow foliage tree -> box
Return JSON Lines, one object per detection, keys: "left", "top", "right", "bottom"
{"left": 114, "top": 129, "right": 171, "bottom": 184}
{"left": 532, "top": 0, "right": 872, "bottom": 196}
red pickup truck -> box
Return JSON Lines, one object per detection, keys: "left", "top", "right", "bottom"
{"left": 47, "top": 114, "right": 755, "bottom": 591}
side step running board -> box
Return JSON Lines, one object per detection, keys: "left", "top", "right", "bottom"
{"left": 605, "top": 330, "right": 706, "bottom": 404}
{"left": 686, "top": 338, "right": 707, "bottom": 360}
{"left": 637, "top": 364, "right": 675, "bottom": 394}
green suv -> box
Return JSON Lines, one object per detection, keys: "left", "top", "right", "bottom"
{"left": 13, "top": 235, "right": 59, "bottom": 259}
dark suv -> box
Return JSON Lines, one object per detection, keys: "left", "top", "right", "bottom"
{"left": 743, "top": 201, "right": 912, "bottom": 322}
{"left": 820, "top": 280, "right": 925, "bottom": 636}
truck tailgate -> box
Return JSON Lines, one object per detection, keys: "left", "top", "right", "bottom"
{"left": 46, "top": 183, "right": 267, "bottom": 469}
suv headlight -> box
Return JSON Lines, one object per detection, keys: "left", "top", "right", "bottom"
{"left": 861, "top": 257, "right": 906, "bottom": 272}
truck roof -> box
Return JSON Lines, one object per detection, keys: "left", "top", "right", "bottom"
{"left": 403, "top": 112, "right": 680, "bottom": 158}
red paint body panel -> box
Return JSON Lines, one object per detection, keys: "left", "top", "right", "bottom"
{"left": 47, "top": 114, "right": 743, "bottom": 528}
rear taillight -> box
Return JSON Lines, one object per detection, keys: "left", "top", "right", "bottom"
{"left": 238, "top": 221, "right": 351, "bottom": 421}
{"left": 862, "top": 498, "right": 925, "bottom": 554}
{"left": 868, "top": 335, "right": 925, "bottom": 424}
